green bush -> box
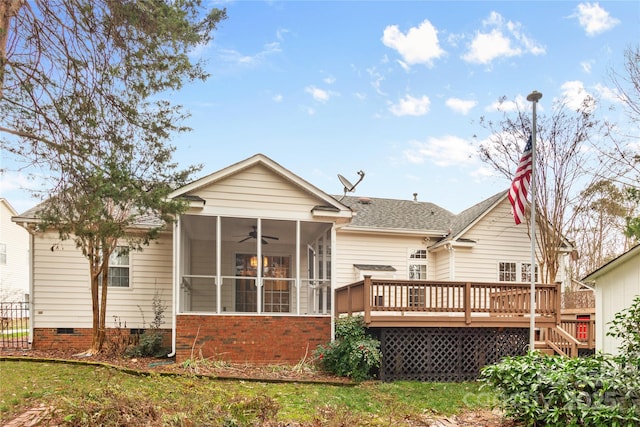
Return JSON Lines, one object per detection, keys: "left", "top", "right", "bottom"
{"left": 481, "top": 352, "right": 639, "bottom": 426}
{"left": 481, "top": 296, "right": 640, "bottom": 426}
{"left": 314, "top": 315, "right": 381, "bottom": 381}
{"left": 126, "top": 291, "right": 169, "bottom": 357}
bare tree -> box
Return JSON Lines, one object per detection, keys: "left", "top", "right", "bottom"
{"left": 570, "top": 180, "right": 630, "bottom": 278}
{"left": 479, "top": 96, "right": 603, "bottom": 284}
{"left": 608, "top": 45, "right": 640, "bottom": 241}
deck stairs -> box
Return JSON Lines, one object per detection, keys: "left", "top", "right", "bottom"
{"left": 535, "top": 325, "right": 581, "bottom": 357}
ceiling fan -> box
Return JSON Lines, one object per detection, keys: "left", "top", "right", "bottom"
{"left": 237, "top": 226, "right": 279, "bottom": 244}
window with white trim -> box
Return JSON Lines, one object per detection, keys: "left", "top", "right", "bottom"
{"left": 408, "top": 286, "right": 426, "bottom": 307}
{"left": 0, "top": 243, "right": 6, "bottom": 265}
{"left": 408, "top": 248, "right": 427, "bottom": 280}
{"left": 106, "top": 247, "right": 130, "bottom": 287}
{"left": 499, "top": 261, "right": 538, "bottom": 282}
{"left": 521, "top": 263, "right": 539, "bottom": 283}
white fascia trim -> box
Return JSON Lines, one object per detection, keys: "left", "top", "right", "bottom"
{"left": 339, "top": 226, "right": 446, "bottom": 237}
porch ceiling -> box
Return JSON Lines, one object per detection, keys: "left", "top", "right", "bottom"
{"left": 181, "top": 215, "right": 329, "bottom": 245}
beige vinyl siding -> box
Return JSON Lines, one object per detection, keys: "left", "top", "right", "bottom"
{"left": 1, "top": 201, "right": 30, "bottom": 301}
{"left": 32, "top": 231, "right": 173, "bottom": 328}
{"left": 334, "top": 232, "right": 429, "bottom": 286}
{"left": 451, "top": 198, "right": 537, "bottom": 283}
{"left": 195, "top": 164, "right": 323, "bottom": 219}
{"left": 431, "top": 249, "right": 451, "bottom": 281}
{"left": 594, "top": 253, "right": 640, "bottom": 354}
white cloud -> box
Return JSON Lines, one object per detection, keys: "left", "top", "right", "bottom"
{"left": 462, "top": 12, "right": 545, "bottom": 65}
{"left": 302, "top": 106, "right": 316, "bottom": 115}
{"left": 366, "top": 66, "right": 387, "bottom": 96}
{"left": 188, "top": 40, "right": 213, "bottom": 59}
{"left": 305, "top": 86, "right": 331, "bottom": 103}
{"left": 389, "top": 95, "right": 431, "bottom": 116}
{"left": 580, "top": 60, "right": 594, "bottom": 73}
{"left": 446, "top": 98, "right": 478, "bottom": 115}
{"left": 323, "top": 76, "right": 336, "bottom": 85}
{"left": 276, "top": 28, "right": 290, "bottom": 41}
{"left": 559, "top": 80, "right": 593, "bottom": 110}
{"left": 382, "top": 19, "right": 445, "bottom": 67}
{"left": 462, "top": 29, "right": 521, "bottom": 64}
{"left": 573, "top": 3, "right": 620, "bottom": 36}
{"left": 485, "top": 95, "right": 528, "bottom": 112}
{"left": 403, "top": 135, "right": 477, "bottom": 167}
{"left": 218, "top": 41, "right": 282, "bottom": 67}
{"left": 272, "top": 94, "right": 283, "bottom": 102}
{"left": 593, "top": 83, "right": 620, "bottom": 103}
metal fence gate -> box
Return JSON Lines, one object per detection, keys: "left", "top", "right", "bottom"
{"left": 376, "top": 327, "right": 528, "bottom": 382}
{"left": 0, "top": 302, "right": 30, "bottom": 349}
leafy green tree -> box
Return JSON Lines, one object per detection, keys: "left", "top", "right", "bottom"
{"left": 1, "top": 1, "right": 226, "bottom": 354}
{"left": 625, "top": 188, "right": 640, "bottom": 241}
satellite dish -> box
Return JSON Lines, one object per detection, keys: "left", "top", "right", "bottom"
{"left": 338, "top": 170, "right": 365, "bottom": 200}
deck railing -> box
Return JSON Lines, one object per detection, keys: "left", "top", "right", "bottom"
{"left": 335, "top": 276, "right": 561, "bottom": 328}
{"left": 559, "top": 318, "right": 596, "bottom": 349}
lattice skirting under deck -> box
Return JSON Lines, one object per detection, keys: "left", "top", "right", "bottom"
{"left": 374, "top": 327, "right": 529, "bottom": 382}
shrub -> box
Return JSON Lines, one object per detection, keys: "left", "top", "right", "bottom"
{"left": 608, "top": 296, "right": 640, "bottom": 366}
{"left": 481, "top": 352, "right": 640, "bottom": 426}
{"left": 314, "top": 315, "right": 381, "bottom": 381}
{"left": 481, "top": 297, "right": 640, "bottom": 426}
{"left": 126, "top": 291, "right": 169, "bottom": 358}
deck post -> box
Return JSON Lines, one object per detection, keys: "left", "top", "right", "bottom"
{"left": 555, "top": 283, "right": 562, "bottom": 325}
{"left": 363, "top": 275, "right": 372, "bottom": 325}
{"left": 464, "top": 282, "right": 471, "bottom": 324}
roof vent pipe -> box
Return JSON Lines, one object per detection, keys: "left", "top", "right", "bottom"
{"left": 413, "top": 193, "right": 418, "bottom": 202}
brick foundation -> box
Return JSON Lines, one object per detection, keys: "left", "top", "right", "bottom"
{"left": 176, "top": 315, "right": 331, "bottom": 364}
{"left": 33, "top": 327, "right": 171, "bottom": 353}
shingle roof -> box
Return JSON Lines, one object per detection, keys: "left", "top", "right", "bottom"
{"left": 13, "top": 201, "right": 164, "bottom": 229}
{"left": 447, "top": 190, "right": 507, "bottom": 237}
{"left": 338, "top": 195, "right": 455, "bottom": 232}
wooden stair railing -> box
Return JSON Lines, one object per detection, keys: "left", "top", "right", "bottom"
{"left": 544, "top": 325, "right": 581, "bottom": 357}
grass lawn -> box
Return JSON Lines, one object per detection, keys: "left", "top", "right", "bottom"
{"left": 0, "top": 360, "right": 497, "bottom": 426}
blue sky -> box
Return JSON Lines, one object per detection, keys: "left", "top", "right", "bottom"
{"left": 1, "top": 1, "right": 639, "bottom": 214}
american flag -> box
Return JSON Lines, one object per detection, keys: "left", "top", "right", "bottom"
{"left": 508, "top": 135, "right": 533, "bottom": 225}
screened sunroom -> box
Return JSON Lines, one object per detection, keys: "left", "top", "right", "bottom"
{"left": 176, "top": 215, "right": 334, "bottom": 316}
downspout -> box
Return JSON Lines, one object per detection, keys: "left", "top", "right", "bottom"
{"left": 330, "top": 224, "right": 337, "bottom": 341}
{"left": 167, "top": 220, "right": 179, "bottom": 358}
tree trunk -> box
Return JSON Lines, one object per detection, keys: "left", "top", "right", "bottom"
{"left": 0, "top": 0, "right": 22, "bottom": 99}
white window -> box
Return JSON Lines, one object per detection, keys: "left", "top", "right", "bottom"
{"left": 408, "top": 248, "right": 428, "bottom": 280}
{"left": 499, "top": 262, "right": 517, "bottom": 282}
{"left": 521, "top": 263, "right": 539, "bottom": 283}
{"left": 107, "top": 247, "right": 130, "bottom": 287}
{"left": 0, "top": 243, "right": 6, "bottom": 265}
{"left": 408, "top": 286, "right": 426, "bottom": 307}
{"left": 499, "top": 261, "right": 538, "bottom": 282}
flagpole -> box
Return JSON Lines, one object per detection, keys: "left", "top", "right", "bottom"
{"left": 527, "top": 90, "right": 542, "bottom": 352}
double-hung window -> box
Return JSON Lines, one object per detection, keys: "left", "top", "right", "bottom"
{"left": 408, "top": 249, "right": 427, "bottom": 280}
{"left": 107, "top": 247, "right": 130, "bottom": 287}
{"left": 499, "top": 261, "right": 538, "bottom": 282}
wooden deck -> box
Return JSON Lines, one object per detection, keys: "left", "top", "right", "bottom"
{"left": 335, "top": 276, "right": 596, "bottom": 357}
{"left": 336, "top": 276, "right": 561, "bottom": 328}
